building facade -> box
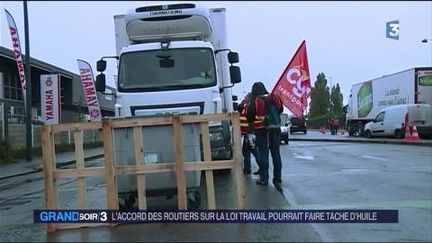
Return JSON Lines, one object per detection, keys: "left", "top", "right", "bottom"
{"left": 0, "top": 46, "right": 115, "bottom": 145}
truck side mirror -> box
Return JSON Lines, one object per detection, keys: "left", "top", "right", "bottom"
{"left": 97, "top": 60, "right": 107, "bottom": 72}
{"left": 96, "top": 74, "right": 106, "bottom": 92}
{"left": 230, "top": 66, "right": 241, "bottom": 84}
{"left": 228, "top": 52, "right": 239, "bottom": 64}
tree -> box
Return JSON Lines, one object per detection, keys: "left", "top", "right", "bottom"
{"left": 308, "top": 73, "right": 330, "bottom": 128}
{"left": 330, "top": 83, "right": 344, "bottom": 120}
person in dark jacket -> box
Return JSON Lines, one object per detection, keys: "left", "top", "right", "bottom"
{"left": 247, "top": 82, "right": 284, "bottom": 188}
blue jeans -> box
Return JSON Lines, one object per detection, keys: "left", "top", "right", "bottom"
{"left": 242, "top": 135, "right": 259, "bottom": 173}
{"left": 255, "top": 128, "right": 282, "bottom": 183}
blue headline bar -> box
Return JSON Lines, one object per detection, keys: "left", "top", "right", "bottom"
{"left": 34, "top": 209, "right": 398, "bottom": 224}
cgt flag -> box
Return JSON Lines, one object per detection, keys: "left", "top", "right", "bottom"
{"left": 5, "top": 9, "right": 27, "bottom": 102}
{"left": 77, "top": 60, "right": 102, "bottom": 122}
{"left": 272, "top": 40, "right": 311, "bottom": 118}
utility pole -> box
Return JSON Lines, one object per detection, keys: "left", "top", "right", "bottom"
{"left": 24, "top": 0, "right": 32, "bottom": 161}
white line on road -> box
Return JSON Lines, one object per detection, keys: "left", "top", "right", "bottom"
{"left": 293, "top": 153, "right": 315, "bottom": 160}
{"left": 361, "top": 155, "right": 388, "bottom": 161}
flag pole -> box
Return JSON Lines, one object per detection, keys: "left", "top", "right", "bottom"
{"left": 24, "top": 0, "right": 32, "bottom": 161}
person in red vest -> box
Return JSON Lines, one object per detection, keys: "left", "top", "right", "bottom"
{"left": 247, "top": 82, "right": 283, "bottom": 188}
{"left": 238, "top": 93, "right": 260, "bottom": 175}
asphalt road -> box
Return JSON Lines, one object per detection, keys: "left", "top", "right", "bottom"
{"left": 277, "top": 141, "right": 432, "bottom": 242}
{"left": 0, "top": 141, "right": 431, "bottom": 242}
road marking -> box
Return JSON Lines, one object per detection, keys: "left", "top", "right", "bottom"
{"left": 293, "top": 153, "right": 315, "bottom": 160}
{"left": 361, "top": 155, "right": 388, "bottom": 161}
{"left": 284, "top": 173, "right": 314, "bottom": 177}
{"left": 340, "top": 168, "right": 368, "bottom": 173}
{"left": 286, "top": 200, "right": 432, "bottom": 210}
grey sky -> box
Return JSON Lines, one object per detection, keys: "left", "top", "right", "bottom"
{"left": 1, "top": 1, "right": 431, "bottom": 109}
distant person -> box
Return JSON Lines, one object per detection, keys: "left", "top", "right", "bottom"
{"left": 247, "top": 82, "right": 284, "bottom": 189}
{"left": 333, "top": 117, "right": 339, "bottom": 135}
{"left": 238, "top": 93, "right": 260, "bottom": 175}
{"left": 329, "top": 117, "right": 339, "bottom": 135}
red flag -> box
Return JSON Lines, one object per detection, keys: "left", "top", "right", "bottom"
{"left": 271, "top": 40, "right": 311, "bottom": 118}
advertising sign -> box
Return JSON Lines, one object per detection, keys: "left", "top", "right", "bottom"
{"left": 77, "top": 59, "right": 102, "bottom": 122}
{"left": 40, "top": 74, "right": 60, "bottom": 124}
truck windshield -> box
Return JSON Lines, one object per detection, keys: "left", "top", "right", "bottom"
{"left": 118, "top": 48, "right": 216, "bottom": 92}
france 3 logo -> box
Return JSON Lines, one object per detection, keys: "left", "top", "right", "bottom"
{"left": 386, "top": 20, "right": 399, "bottom": 40}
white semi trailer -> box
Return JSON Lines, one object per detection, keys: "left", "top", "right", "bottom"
{"left": 346, "top": 67, "right": 432, "bottom": 137}
{"left": 95, "top": 3, "right": 242, "bottom": 208}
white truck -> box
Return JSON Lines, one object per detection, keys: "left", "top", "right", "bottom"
{"left": 346, "top": 67, "right": 432, "bottom": 137}
{"left": 95, "top": 3, "right": 241, "bottom": 208}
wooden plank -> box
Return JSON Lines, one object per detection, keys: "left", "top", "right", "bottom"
{"left": 102, "top": 120, "right": 119, "bottom": 211}
{"left": 184, "top": 161, "right": 236, "bottom": 171}
{"left": 114, "top": 161, "right": 236, "bottom": 175}
{"left": 200, "top": 122, "right": 216, "bottom": 209}
{"left": 41, "top": 125, "right": 57, "bottom": 232}
{"left": 173, "top": 116, "right": 187, "bottom": 209}
{"left": 109, "top": 116, "right": 173, "bottom": 128}
{"left": 115, "top": 164, "right": 175, "bottom": 175}
{"left": 133, "top": 127, "right": 147, "bottom": 210}
{"left": 54, "top": 167, "right": 106, "bottom": 178}
{"left": 231, "top": 113, "right": 246, "bottom": 209}
{"left": 181, "top": 113, "right": 231, "bottom": 124}
{"left": 52, "top": 122, "right": 102, "bottom": 133}
{"left": 73, "top": 130, "right": 87, "bottom": 209}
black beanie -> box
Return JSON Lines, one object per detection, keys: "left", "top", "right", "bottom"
{"left": 252, "top": 82, "right": 269, "bottom": 96}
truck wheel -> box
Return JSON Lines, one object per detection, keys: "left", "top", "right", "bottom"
{"left": 365, "top": 130, "right": 372, "bottom": 138}
{"left": 395, "top": 129, "right": 404, "bottom": 139}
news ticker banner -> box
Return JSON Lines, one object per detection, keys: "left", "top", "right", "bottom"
{"left": 34, "top": 209, "right": 398, "bottom": 224}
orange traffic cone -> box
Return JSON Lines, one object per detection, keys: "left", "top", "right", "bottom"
{"left": 404, "top": 124, "right": 420, "bottom": 141}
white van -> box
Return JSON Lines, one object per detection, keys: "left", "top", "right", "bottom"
{"left": 364, "top": 104, "right": 432, "bottom": 139}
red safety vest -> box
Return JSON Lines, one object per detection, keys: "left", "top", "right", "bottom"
{"left": 239, "top": 102, "right": 251, "bottom": 134}
{"left": 252, "top": 97, "right": 266, "bottom": 130}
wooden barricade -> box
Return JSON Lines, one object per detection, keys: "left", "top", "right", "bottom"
{"left": 41, "top": 113, "right": 245, "bottom": 232}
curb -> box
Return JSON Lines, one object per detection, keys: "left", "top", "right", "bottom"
{"left": 289, "top": 137, "right": 432, "bottom": 147}
{"left": 0, "top": 154, "right": 105, "bottom": 180}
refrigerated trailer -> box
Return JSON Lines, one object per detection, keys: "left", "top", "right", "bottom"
{"left": 346, "top": 67, "right": 432, "bottom": 137}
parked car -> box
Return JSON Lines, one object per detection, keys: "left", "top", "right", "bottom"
{"left": 289, "top": 117, "right": 307, "bottom": 134}
{"left": 280, "top": 124, "right": 289, "bottom": 144}
{"left": 364, "top": 104, "right": 432, "bottom": 139}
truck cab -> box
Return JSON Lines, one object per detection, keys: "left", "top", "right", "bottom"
{"left": 96, "top": 3, "right": 241, "bottom": 160}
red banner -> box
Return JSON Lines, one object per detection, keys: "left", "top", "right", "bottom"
{"left": 271, "top": 40, "right": 311, "bottom": 118}
{"left": 77, "top": 59, "right": 102, "bottom": 121}
{"left": 5, "top": 9, "right": 27, "bottom": 100}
